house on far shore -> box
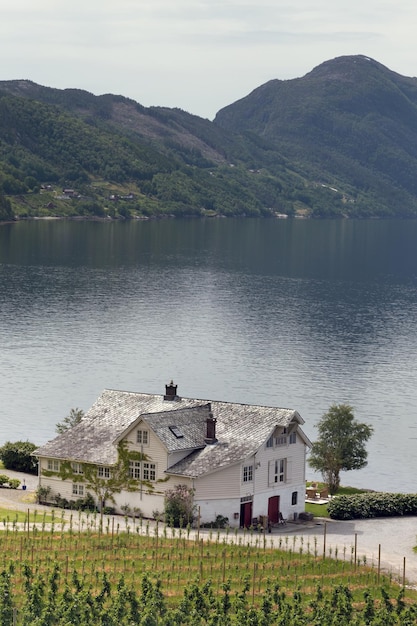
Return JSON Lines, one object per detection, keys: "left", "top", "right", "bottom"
{"left": 34, "top": 382, "right": 311, "bottom": 527}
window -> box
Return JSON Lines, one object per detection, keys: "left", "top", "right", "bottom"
{"left": 275, "top": 435, "right": 287, "bottom": 446}
{"left": 137, "top": 429, "right": 149, "bottom": 445}
{"left": 274, "top": 459, "right": 286, "bottom": 483}
{"left": 71, "top": 462, "right": 83, "bottom": 474}
{"left": 266, "top": 436, "right": 274, "bottom": 448}
{"left": 47, "top": 459, "right": 60, "bottom": 471}
{"left": 129, "top": 461, "right": 141, "bottom": 479}
{"left": 289, "top": 432, "right": 297, "bottom": 444}
{"left": 292, "top": 491, "right": 298, "bottom": 505}
{"left": 142, "top": 462, "right": 156, "bottom": 481}
{"left": 72, "top": 483, "right": 84, "bottom": 496}
{"left": 169, "top": 425, "right": 184, "bottom": 438}
{"left": 243, "top": 465, "right": 253, "bottom": 482}
{"left": 98, "top": 466, "right": 111, "bottom": 479}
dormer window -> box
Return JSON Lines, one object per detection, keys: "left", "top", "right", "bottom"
{"left": 275, "top": 434, "right": 287, "bottom": 446}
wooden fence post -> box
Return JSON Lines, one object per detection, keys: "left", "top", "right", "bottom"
{"left": 354, "top": 533, "right": 357, "bottom": 571}
{"left": 377, "top": 544, "right": 381, "bottom": 583}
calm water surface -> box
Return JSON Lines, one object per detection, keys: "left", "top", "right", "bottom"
{"left": 1, "top": 218, "right": 417, "bottom": 492}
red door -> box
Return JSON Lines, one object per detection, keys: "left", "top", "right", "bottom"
{"left": 240, "top": 501, "right": 253, "bottom": 528}
{"left": 268, "top": 495, "right": 280, "bottom": 524}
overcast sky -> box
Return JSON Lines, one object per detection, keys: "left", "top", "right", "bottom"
{"left": 2, "top": 1, "right": 417, "bottom": 119}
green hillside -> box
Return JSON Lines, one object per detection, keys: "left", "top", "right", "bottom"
{"left": 215, "top": 55, "right": 417, "bottom": 217}
{"left": 2, "top": 55, "right": 417, "bottom": 220}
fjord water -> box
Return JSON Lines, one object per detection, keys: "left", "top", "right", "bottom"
{"left": 1, "top": 218, "right": 417, "bottom": 492}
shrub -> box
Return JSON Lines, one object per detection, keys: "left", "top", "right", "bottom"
{"left": 0, "top": 441, "right": 38, "bottom": 474}
{"left": 202, "top": 515, "right": 229, "bottom": 529}
{"left": 328, "top": 492, "right": 417, "bottom": 520}
{"left": 75, "top": 492, "right": 97, "bottom": 512}
{"left": 54, "top": 494, "right": 70, "bottom": 509}
{"left": 36, "top": 485, "right": 51, "bottom": 504}
{"left": 0, "top": 475, "right": 20, "bottom": 489}
{"left": 164, "top": 484, "right": 195, "bottom": 527}
{"left": 103, "top": 506, "right": 115, "bottom": 515}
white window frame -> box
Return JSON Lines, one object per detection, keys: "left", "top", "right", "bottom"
{"left": 275, "top": 434, "right": 287, "bottom": 446}
{"left": 98, "top": 466, "right": 111, "bottom": 479}
{"left": 289, "top": 432, "right": 297, "bottom": 444}
{"left": 274, "top": 458, "right": 286, "bottom": 483}
{"left": 266, "top": 436, "right": 274, "bottom": 448}
{"left": 47, "top": 459, "right": 60, "bottom": 471}
{"left": 129, "top": 460, "right": 141, "bottom": 479}
{"left": 137, "top": 429, "right": 149, "bottom": 445}
{"left": 243, "top": 464, "right": 253, "bottom": 483}
{"left": 71, "top": 462, "right": 83, "bottom": 474}
{"left": 72, "top": 483, "right": 84, "bottom": 496}
{"left": 142, "top": 462, "right": 156, "bottom": 481}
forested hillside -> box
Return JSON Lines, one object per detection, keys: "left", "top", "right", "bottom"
{"left": 215, "top": 55, "right": 417, "bottom": 218}
{"left": 2, "top": 55, "right": 417, "bottom": 220}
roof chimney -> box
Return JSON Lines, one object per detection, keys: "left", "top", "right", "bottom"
{"left": 204, "top": 403, "right": 217, "bottom": 444}
{"left": 164, "top": 380, "right": 178, "bottom": 401}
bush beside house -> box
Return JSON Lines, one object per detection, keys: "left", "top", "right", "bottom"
{"left": 328, "top": 492, "right": 417, "bottom": 520}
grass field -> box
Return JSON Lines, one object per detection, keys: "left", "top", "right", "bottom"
{"left": 0, "top": 507, "right": 55, "bottom": 524}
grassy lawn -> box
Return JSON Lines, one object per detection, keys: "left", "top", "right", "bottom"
{"left": 305, "top": 483, "right": 373, "bottom": 519}
{"left": 305, "top": 501, "right": 329, "bottom": 517}
{"left": 0, "top": 507, "right": 55, "bottom": 524}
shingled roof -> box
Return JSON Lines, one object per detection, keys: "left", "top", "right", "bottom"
{"left": 34, "top": 387, "right": 310, "bottom": 477}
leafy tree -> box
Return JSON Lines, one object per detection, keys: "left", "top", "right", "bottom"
{"left": 164, "top": 484, "right": 195, "bottom": 527}
{"left": 308, "top": 404, "right": 373, "bottom": 494}
{"left": 55, "top": 407, "right": 84, "bottom": 434}
{"left": 0, "top": 193, "right": 13, "bottom": 221}
{"left": 0, "top": 440, "right": 38, "bottom": 474}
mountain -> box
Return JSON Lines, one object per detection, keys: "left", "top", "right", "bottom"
{"left": 2, "top": 55, "right": 417, "bottom": 220}
{"left": 0, "top": 81, "right": 306, "bottom": 219}
{"left": 215, "top": 55, "right": 417, "bottom": 217}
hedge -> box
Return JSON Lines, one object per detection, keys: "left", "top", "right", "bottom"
{"left": 0, "top": 441, "right": 38, "bottom": 474}
{"left": 0, "top": 474, "right": 21, "bottom": 489}
{"left": 327, "top": 492, "right": 417, "bottom": 520}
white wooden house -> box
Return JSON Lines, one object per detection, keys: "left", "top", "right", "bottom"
{"left": 35, "top": 382, "right": 311, "bottom": 527}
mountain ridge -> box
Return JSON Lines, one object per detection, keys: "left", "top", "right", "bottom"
{"left": 1, "top": 55, "right": 417, "bottom": 220}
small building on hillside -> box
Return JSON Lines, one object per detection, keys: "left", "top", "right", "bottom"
{"left": 34, "top": 382, "right": 311, "bottom": 527}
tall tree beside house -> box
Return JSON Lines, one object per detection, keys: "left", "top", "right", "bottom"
{"left": 308, "top": 404, "right": 373, "bottom": 495}
{"left": 55, "top": 408, "right": 84, "bottom": 434}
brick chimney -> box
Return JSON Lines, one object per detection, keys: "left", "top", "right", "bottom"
{"left": 204, "top": 403, "right": 217, "bottom": 444}
{"left": 164, "top": 380, "right": 178, "bottom": 401}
